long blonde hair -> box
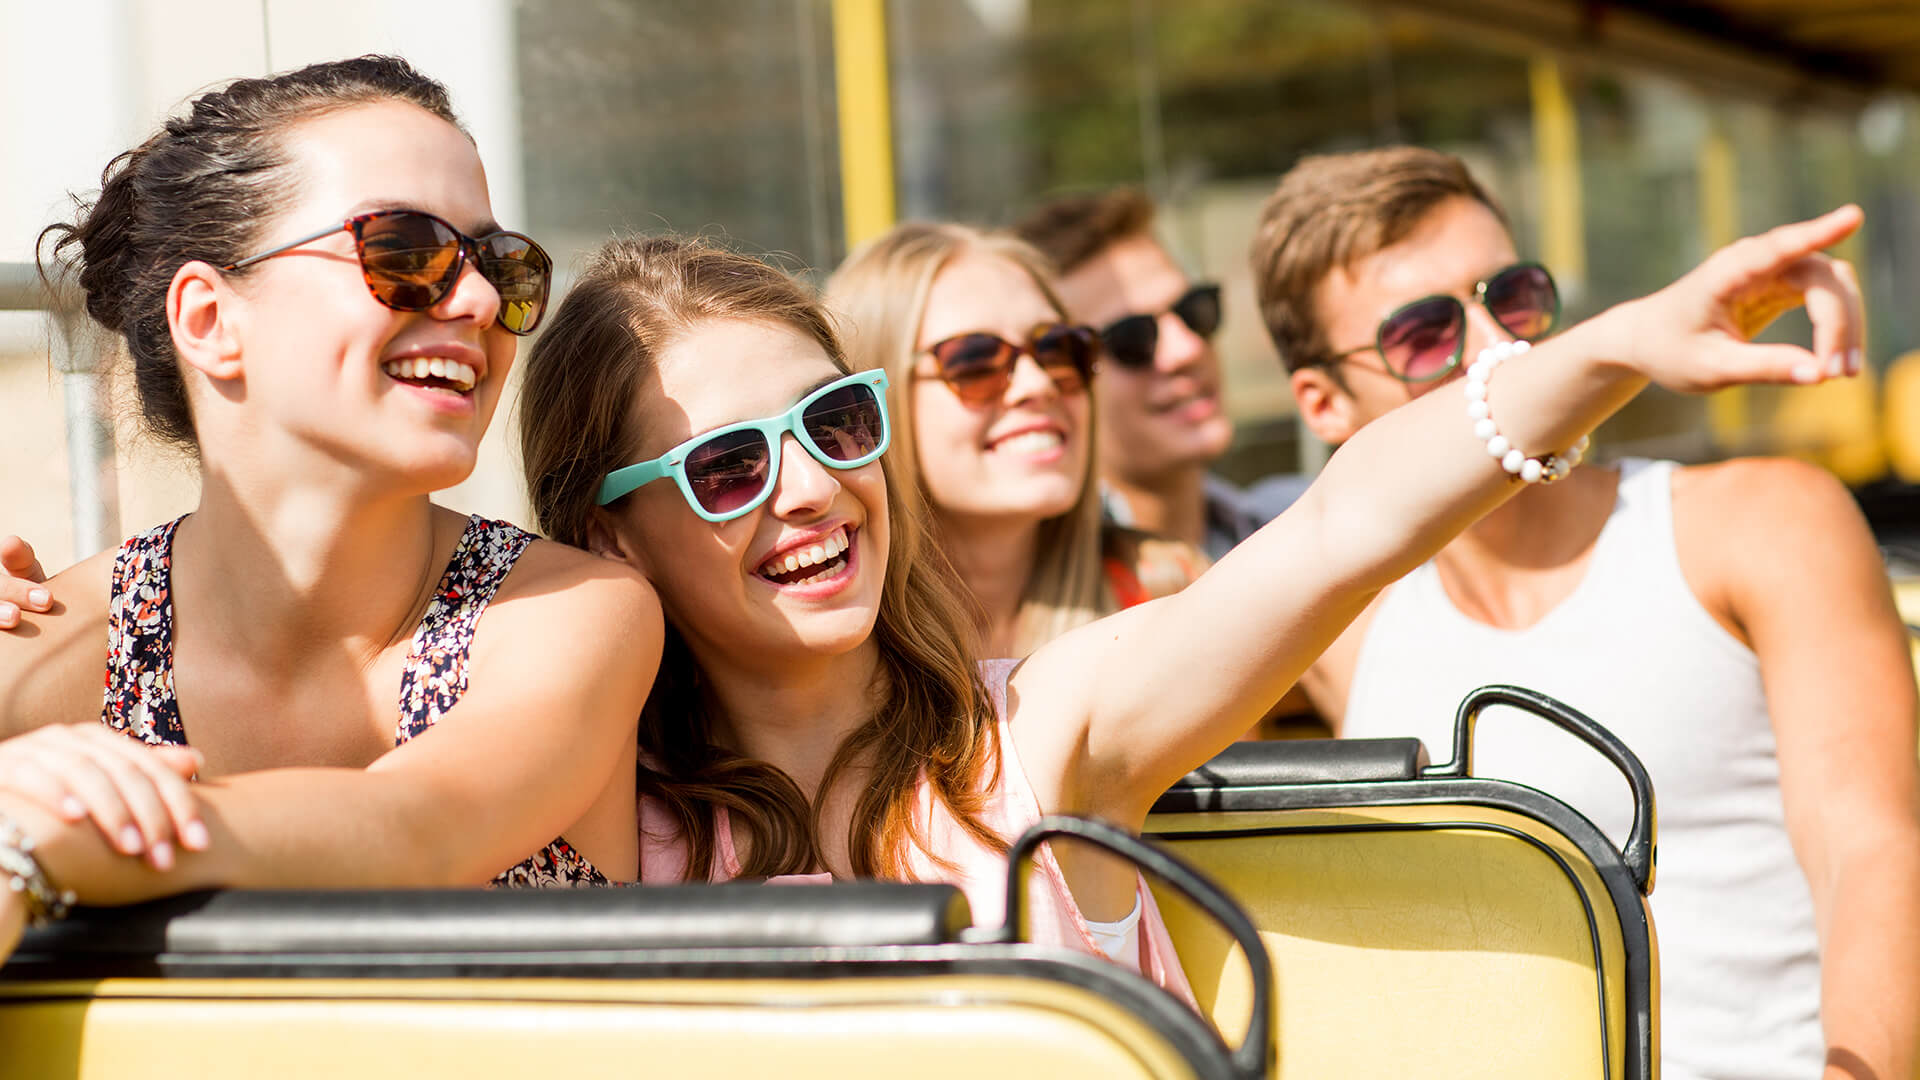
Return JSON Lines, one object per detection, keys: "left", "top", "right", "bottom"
{"left": 517, "top": 236, "right": 1004, "bottom": 881}
{"left": 824, "top": 223, "right": 1111, "bottom": 655}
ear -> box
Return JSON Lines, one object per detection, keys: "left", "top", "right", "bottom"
{"left": 168, "top": 261, "right": 244, "bottom": 383}
{"left": 1290, "top": 366, "right": 1363, "bottom": 446}
{"left": 583, "top": 506, "right": 651, "bottom": 576}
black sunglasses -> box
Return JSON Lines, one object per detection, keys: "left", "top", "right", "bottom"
{"left": 1099, "top": 283, "right": 1223, "bottom": 370}
{"left": 1324, "top": 263, "right": 1559, "bottom": 384}
{"left": 223, "top": 208, "right": 553, "bottom": 335}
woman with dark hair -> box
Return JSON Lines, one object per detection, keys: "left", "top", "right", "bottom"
{"left": 514, "top": 208, "right": 1861, "bottom": 991}
{"left": 0, "top": 56, "right": 660, "bottom": 960}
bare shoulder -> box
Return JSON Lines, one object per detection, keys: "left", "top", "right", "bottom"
{"left": 0, "top": 546, "right": 119, "bottom": 735}
{"left": 1672, "top": 456, "right": 1869, "bottom": 560}
{"left": 1672, "top": 456, "right": 1859, "bottom": 526}
{"left": 1671, "top": 457, "right": 1882, "bottom": 640}
{"left": 492, "top": 535, "right": 660, "bottom": 630}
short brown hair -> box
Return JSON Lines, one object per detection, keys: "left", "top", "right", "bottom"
{"left": 1012, "top": 187, "right": 1156, "bottom": 273}
{"left": 1249, "top": 147, "right": 1507, "bottom": 373}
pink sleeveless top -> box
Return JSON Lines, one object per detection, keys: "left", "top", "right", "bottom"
{"left": 638, "top": 659, "right": 1195, "bottom": 1005}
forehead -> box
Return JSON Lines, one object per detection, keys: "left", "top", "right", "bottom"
{"left": 639, "top": 318, "right": 843, "bottom": 453}
{"left": 1056, "top": 232, "right": 1186, "bottom": 324}
{"left": 917, "top": 251, "right": 1060, "bottom": 345}
{"left": 1319, "top": 197, "right": 1519, "bottom": 329}
{"left": 277, "top": 101, "right": 495, "bottom": 234}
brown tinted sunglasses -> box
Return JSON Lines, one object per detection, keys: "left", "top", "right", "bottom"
{"left": 920, "top": 323, "right": 1100, "bottom": 406}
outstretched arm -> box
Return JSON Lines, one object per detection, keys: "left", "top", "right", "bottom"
{"left": 1014, "top": 207, "right": 1867, "bottom": 826}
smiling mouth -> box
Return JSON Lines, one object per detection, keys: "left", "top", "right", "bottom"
{"left": 989, "top": 430, "right": 1064, "bottom": 454}
{"left": 382, "top": 357, "right": 477, "bottom": 395}
{"left": 756, "top": 525, "right": 853, "bottom": 586}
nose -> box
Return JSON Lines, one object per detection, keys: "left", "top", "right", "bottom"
{"left": 1154, "top": 310, "right": 1208, "bottom": 374}
{"left": 1001, "top": 350, "right": 1062, "bottom": 407}
{"left": 431, "top": 247, "right": 503, "bottom": 330}
{"left": 765, "top": 432, "right": 840, "bottom": 519}
{"left": 1461, "top": 302, "right": 1516, "bottom": 363}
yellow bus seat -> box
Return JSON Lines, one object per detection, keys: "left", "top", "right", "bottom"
{"left": 1, "top": 827, "right": 1270, "bottom": 1080}
{"left": 1146, "top": 684, "right": 1658, "bottom": 1080}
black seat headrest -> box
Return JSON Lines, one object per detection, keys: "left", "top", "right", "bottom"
{"left": 8, "top": 881, "right": 970, "bottom": 975}
{"left": 1164, "top": 737, "right": 1427, "bottom": 794}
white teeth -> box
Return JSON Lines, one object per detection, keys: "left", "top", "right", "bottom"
{"left": 758, "top": 526, "right": 855, "bottom": 581}
{"left": 381, "top": 358, "right": 479, "bottom": 393}
{"left": 993, "top": 430, "right": 1064, "bottom": 455}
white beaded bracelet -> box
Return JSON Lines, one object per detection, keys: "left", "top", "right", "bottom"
{"left": 1464, "top": 339, "right": 1589, "bottom": 485}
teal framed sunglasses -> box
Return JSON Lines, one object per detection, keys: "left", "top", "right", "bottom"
{"left": 597, "top": 370, "right": 891, "bottom": 521}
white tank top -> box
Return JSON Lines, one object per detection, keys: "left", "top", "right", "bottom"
{"left": 1344, "top": 459, "right": 1823, "bottom": 1080}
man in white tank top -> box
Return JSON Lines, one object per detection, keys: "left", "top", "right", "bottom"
{"left": 1248, "top": 147, "right": 1920, "bottom": 1080}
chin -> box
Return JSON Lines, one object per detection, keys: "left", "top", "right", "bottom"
{"left": 771, "top": 603, "right": 882, "bottom": 655}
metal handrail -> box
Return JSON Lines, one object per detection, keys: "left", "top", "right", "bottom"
{"left": 1, "top": 261, "right": 118, "bottom": 559}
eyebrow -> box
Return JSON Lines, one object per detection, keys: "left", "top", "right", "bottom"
{"left": 665, "top": 373, "right": 849, "bottom": 448}
{"left": 342, "top": 198, "right": 502, "bottom": 238}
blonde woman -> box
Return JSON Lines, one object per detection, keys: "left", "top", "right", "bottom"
{"left": 825, "top": 223, "right": 1203, "bottom": 657}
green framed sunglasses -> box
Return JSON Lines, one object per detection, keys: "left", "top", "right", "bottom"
{"left": 1324, "top": 262, "right": 1561, "bottom": 383}
{"left": 597, "top": 370, "right": 891, "bottom": 521}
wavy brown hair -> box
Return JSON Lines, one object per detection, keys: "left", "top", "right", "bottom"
{"left": 517, "top": 236, "right": 1004, "bottom": 881}
{"left": 824, "top": 222, "right": 1112, "bottom": 655}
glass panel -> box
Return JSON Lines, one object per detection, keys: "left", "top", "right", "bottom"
{"left": 884, "top": 0, "right": 1920, "bottom": 486}
{"left": 515, "top": 0, "right": 842, "bottom": 273}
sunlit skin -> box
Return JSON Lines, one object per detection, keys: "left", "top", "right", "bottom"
{"left": 216, "top": 101, "right": 519, "bottom": 495}
{"left": 594, "top": 320, "right": 891, "bottom": 675}
{"left": 912, "top": 253, "right": 1092, "bottom": 525}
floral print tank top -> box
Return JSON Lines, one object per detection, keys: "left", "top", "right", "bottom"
{"left": 100, "top": 515, "right": 607, "bottom": 888}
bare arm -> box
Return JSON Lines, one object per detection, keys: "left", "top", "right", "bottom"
{"left": 1012, "top": 207, "right": 1868, "bottom": 827}
{"left": 1688, "top": 460, "right": 1920, "bottom": 1080}
{"left": 0, "top": 542, "right": 662, "bottom": 899}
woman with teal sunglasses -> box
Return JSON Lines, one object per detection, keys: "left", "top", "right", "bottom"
{"left": 597, "top": 370, "right": 892, "bottom": 521}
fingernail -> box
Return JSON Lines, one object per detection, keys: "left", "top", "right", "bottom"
{"left": 26, "top": 588, "right": 48, "bottom": 609}
{"left": 149, "top": 841, "right": 174, "bottom": 872}
{"left": 1849, "top": 348, "right": 1863, "bottom": 376}
{"left": 1792, "top": 360, "right": 1822, "bottom": 384}
{"left": 59, "top": 796, "right": 85, "bottom": 821}
{"left": 119, "top": 824, "right": 144, "bottom": 854}
{"left": 182, "top": 821, "right": 209, "bottom": 851}
{"left": 0, "top": 602, "right": 15, "bottom": 625}
{"left": 1827, "top": 352, "right": 1847, "bottom": 377}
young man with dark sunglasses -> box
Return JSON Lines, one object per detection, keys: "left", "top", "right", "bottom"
{"left": 1252, "top": 145, "right": 1918, "bottom": 1080}
{"left": 1016, "top": 189, "right": 1303, "bottom": 560}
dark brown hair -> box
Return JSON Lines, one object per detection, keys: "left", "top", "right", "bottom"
{"left": 1012, "top": 187, "right": 1157, "bottom": 274}
{"left": 517, "top": 236, "right": 1005, "bottom": 881}
{"left": 38, "top": 55, "right": 460, "bottom": 451}
{"left": 1249, "top": 147, "right": 1506, "bottom": 374}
